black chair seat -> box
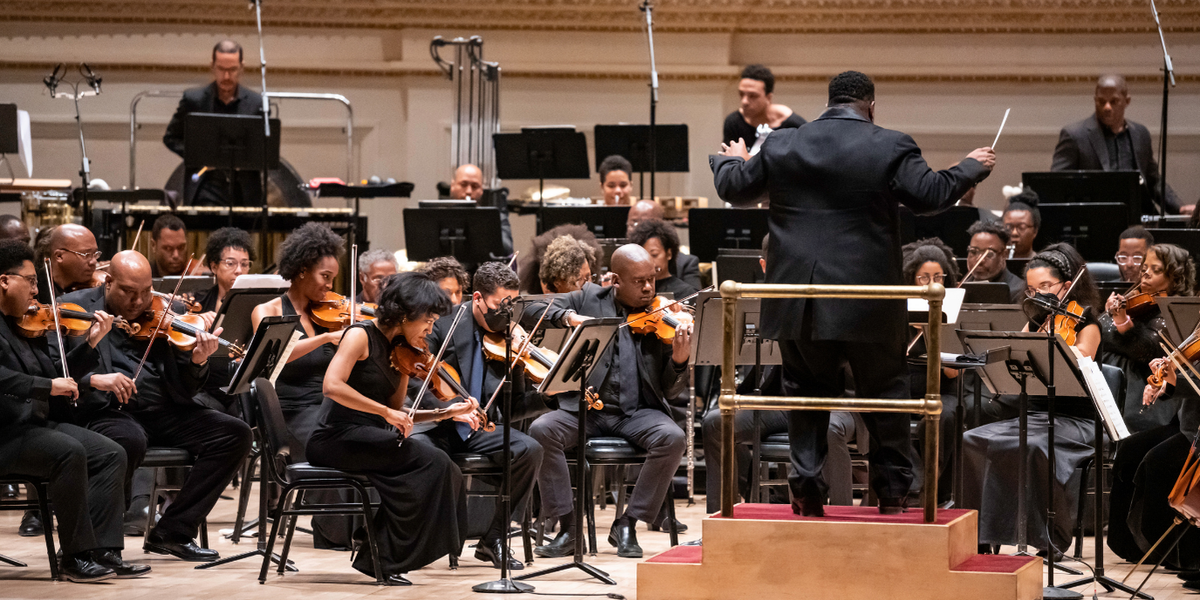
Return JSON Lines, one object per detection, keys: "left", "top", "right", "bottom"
{"left": 283, "top": 462, "right": 371, "bottom": 484}
{"left": 451, "top": 453, "right": 499, "bottom": 474}
{"left": 141, "top": 447, "right": 193, "bottom": 468}
{"left": 585, "top": 437, "right": 648, "bottom": 463}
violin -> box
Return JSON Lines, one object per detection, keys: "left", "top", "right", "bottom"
{"left": 125, "top": 295, "right": 245, "bottom": 358}
{"left": 17, "top": 301, "right": 132, "bottom": 339}
{"left": 307, "top": 291, "right": 377, "bottom": 330}
{"left": 624, "top": 296, "right": 695, "bottom": 344}
{"left": 482, "top": 324, "right": 560, "bottom": 384}
{"left": 389, "top": 337, "right": 494, "bottom": 432}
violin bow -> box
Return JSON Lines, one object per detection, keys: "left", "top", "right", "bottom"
{"left": 132, "top": 256, "right": 192, "bottom": 382}
{"left": 619, "top": 284, "right": 713, "bottom": 330}
{"left": 42, "top": 259, "right": 72, "bottom": 390}
{"left": 406, "top": 303, "right": 469, "bottom": 420}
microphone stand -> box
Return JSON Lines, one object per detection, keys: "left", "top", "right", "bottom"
{"left": 1151, "top": 0, "right": 1174, "bottom": 219}
{"left": 640, "top": 0, "right": 659, "bottom": 201}
{"left": 253, "top": 0, "right": 273, "bottom": 263}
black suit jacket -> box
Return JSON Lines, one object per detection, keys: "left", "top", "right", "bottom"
{"left": 57, "top": 286, "right": 208, "bottom": 421}
{"left": 710, "top": 106, "right": 988, "bottom": 345}
{"left": 522, "top": 285, "right": 688, "bottom": 413}
{"left": 1051, "top": 114, "right": 1181, "bottom": 212}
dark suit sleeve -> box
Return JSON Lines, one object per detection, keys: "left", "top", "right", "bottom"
{"left": 162, "top": 93, "right": 195, "bottom": 158}
{"left": 1051, "top": 127, "right": 1081, "bottom": 171}
{"left": 710, "top": 154, "right": 768, "bottom": 207}
{"left": 889, "top": 134, "right": 989, "bottom": 216}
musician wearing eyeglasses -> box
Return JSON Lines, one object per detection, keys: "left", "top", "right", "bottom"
{"left": 57, "top": 250, "right": 251, "bottom": 563}
{"left": 37, "top": 224, "right": 103, "bottom": 303}
{"left": 1114, "top": 226, "right": 1155, "bottom": 283}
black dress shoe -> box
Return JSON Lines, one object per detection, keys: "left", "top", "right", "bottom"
{"left": 648, "top": 518, "right": 688, "bottom": 533}
{"left": 385, "top": 573, "right": 412, "bottom": 586}
{"left": 608, "top": 519, "right": 642, "bottom": 559}
{"left": 60, "top": 553, "right": 117, "bottom": 583}
{"left": 791, "top": 496, "right": 824, "bottom": 517}
{"left": 474, "top": 537, "right": 524, "bottom": 570}
{"left": 878, "top": 497, "right": 908, "bottom": 515}
{"left": 144, "top": 530, "right": 219, "bottom": 562}
{"left": 91, "top": 550, "right": 152, "bottom": 578}
{"left": 533, "top": 530, "right": 575, "bottom": 558}
{"left": 19, "top": 511, "right": 44, "bottom": 537}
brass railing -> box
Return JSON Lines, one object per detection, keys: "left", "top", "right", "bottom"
{"left": 719, "top": 281, "right": 945, "bottom": 523}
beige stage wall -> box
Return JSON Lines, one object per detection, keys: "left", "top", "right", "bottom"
{"left": 1, "top": 13, "right": 1198, "bottom": 257}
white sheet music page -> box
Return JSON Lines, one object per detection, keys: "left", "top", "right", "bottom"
{"left": 1072, "top": 348, "right": 1131, "bottom": 440}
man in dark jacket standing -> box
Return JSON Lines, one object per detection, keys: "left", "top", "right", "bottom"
{"left": 710, "top": 71, "right": 994, "bottom": 515}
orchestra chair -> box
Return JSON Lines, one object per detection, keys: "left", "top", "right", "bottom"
{"left": 250, "top": 378, "right": 385, "bottom": 585}
{"left": 141, "top": 448, "right": 208, "bottom": 550}
{"left": 583, "top": 437, "right": 680, "bottom": 552}
{"left": 1086, "top": 262, "right": 1122, "bottom": 282}
{"left": 0, "top": 476, "right": 58, "bottom": 580}
{"left": 1071, "top": 364, "right": 1122, "bottom": 560}
{"left": 447, "top": 453, "right": 536, "bottom": 568}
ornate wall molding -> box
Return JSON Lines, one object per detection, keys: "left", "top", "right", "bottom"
{"left": 3, "top": 0, "right": 1199, "bottom": 34}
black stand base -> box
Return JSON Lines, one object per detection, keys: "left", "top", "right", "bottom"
{"left": 1058, "top": 573, "right": 1152, "bottom": 599}
{"left": 1041, "top": 586, "right": 1083, "bottom": 599}
{"left": 515, "top": 559, "right": 615, "bottom": 585}
{"left": 196, "top": 548, "right": 297, "bottom": 571}
{"left": 473, "top": 578, "right": 535, "bottom": 593}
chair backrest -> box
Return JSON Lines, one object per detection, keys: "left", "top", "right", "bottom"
{"left": 1099, "top": 363, "right": 1126, "bottom": 415}
{"left": 248, "top": 378, "right": 301, "bottom": 486}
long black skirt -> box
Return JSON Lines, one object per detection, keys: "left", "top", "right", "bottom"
{"left": 307, "top": 422, "right": 467, "bottom": 577}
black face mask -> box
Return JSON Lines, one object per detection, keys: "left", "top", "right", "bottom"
{"left": 482, "top": 304, "right": 509, "bottom": 332}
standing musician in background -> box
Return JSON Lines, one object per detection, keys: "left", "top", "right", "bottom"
{"left": 409, "top": 262, "right": 544, "bottom": 570}
{"left": 711, "top": 70, "right": 993, "bottom": 516}
{"left": 309, "top": 271, "right": 475, "bottom": 585}
{"left": 357, "top": 248, "right": 398, "bottom": 304}
{"left": 38, "top": 224, "right": 103, "bottom": 302}
{"left": 148, "top": 215, "right": 190, "bottom": 278}
{"left": 421, "top": 256, "right": 470, "bottom": 305}
{"left": 722, "top": 64, "right": 806, "bottom": 152}
{"left": 58, "top": 250, "right": 250, "bottom": 562}
{"left": 526, "top": 244, "right": 692, "bottom": 559}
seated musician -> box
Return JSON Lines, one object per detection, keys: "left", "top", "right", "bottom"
{"left": 539, "top": 235, "right": 594, "bottom": 294}
{"left": 961, "top": 243, "right": 1101, "bottom": 554}
{"left": 627, "top": 200, "right": 701, "bottom": 289}
{"left": 58, "top": 250, "right": 251, "bottom": 562}
{"left": 0, "top": 240, "right": 151, "bottom": 582}
{"left": 518, "top": 224, "right": 603, "bottom": 295}
{"left": 965, "top": 220, "right": 1025, "bottom": 303}
{"left": 527, "top": 244, "right": 691, "bottom": 559}
{"left": 0, "top": 214, "right": 31, "bottom": 245}
{"left": 627, "top": 218, "right": 697, "bottom": 300}
{"left": 408, "top": 262, "right": 545, "bottom": 570}
{"left": 1114, "top": 226, "right": 1154, "bottom": 283}
{"left": 149, "top": 215, "right": 189, "bottom": 278}
{"left": 191, "top": 226, "right": 255, "bottom": 413}
{"left": 448, "top": 164, "right": 513, "bottom": 255}
{"left": 1001, "top": 189, "right": 1040, "bottom": 260}
{"left": 38, "top": 224, "right": 102, "bottom": 303}
{"left": 357, "top": 248, "right": 398, "bottom": 304}
{"left": 421, "top": 256, "right": 469, "bottom": 305}
{"left": 309, "top": 270, "right": 475, "bottom": 585}
{"left": 599, "top": 155, "right": 635, "bottom": 206}
{"left": 1100, "top": 243, "right": 1194, "bottom": 431}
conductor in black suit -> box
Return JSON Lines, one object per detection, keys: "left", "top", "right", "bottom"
{"left": 1051, "top": 74, "right": 1184, "bottom": 214}
{"left": 162, "top": 39, "right": 265, "bottom": 207}
{"left": 710, "top": 71, "right": 995, "bottom": 515}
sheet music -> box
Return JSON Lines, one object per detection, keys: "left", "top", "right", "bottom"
{"left": 1072, "top": 349, "right": 1131, "bottom": 440}
{"left": 269, "top": 330, "right": 304, "bottom": 386}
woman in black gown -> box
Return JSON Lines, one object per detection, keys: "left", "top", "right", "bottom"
{"left": 308, "top": 270, "right": 476, "bottom": 584}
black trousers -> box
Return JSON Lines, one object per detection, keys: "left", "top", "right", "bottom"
{"left": 0, "top": 422, "right": 126, "bottom": 555}
{"left": 86, "top": 406, "right": 252, "bottom": 540}
{"left": 779, "top": 331, "right": 914, "bottom": 502}
{"left": 415, "top": 421, "right": 543, "bottom": 540}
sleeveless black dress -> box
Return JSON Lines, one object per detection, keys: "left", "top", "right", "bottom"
{"left": 308, "top": 322, "right": 467, "bottom": 577}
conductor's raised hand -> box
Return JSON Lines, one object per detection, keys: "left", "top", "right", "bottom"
{"left": 719, "top": 138, "right": 750, "bottom": 161}
{"left": 967, "top": 147, "right": 996, "bottom": 170}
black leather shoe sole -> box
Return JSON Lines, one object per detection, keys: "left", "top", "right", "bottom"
{"left": 607, "top": 533, "right": 643, "bottom": 559}
{"left": 143, "top": 542, "right": 219, "bottom": 562}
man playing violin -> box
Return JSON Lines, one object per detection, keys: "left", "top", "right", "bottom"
{"left": 0, "top": 240, "right": 153, "bottom": 582}
{"left": 409, "top": 261, "right": 544, "bottom": 570}
{"left": 57, "top": 250, "right": 252, "bottom": 563}
{"left": 37, "top": 224, "right": 103, "bottom": 303}
{"left": 526, "top": 244, "right": 693, "bottom": 559}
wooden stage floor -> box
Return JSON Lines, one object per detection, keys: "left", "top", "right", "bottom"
{"left": 0, "top": 486, "right": 1193, "bottom": 599}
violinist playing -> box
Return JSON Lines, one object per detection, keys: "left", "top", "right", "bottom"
{"left": 525, "top": 244, "right": 693, "bottom": 560}
{"left": 58, "top": 250, "right": 251, "bottom": 563}
{"left": 962, "top": 243, "right": 1103, "bottom": 555}
{"left": 407, "top": 261, "right": 544, "bottom": 571}
{"left": 308, "top": 271, "right": 475, "bottom": 585}
{"left": 1102, "top": 243, "right": 1195, "bottom": 431}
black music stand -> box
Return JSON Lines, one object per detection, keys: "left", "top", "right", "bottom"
{"left": 1035, "top": 203, "right": 1130, "bottom": 262}
{"left": 403, "top": 207, "right": 506, "bottom": 264}
{"left": 1023, "top": 171, "right": 1143, "bottom": 219}
{"left": 197, "top": 315, "right": 300, "bottom": 571}
{"left": 687, "top": 208, "right": 769, "bottom": 262}
{"left": 536, "top": 206, "right": 629, "bottom": 238}
{"left": 493, "top": 128, "right": 590, "bottom": 206}
{"left": 593, "top": 124, "right": 689, "bottom": 199}
{"left": 515, "top": 318, "right": 621, "bottom": 585}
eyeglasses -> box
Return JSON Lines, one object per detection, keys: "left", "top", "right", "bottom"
{"left": 218, "top": 258, "right": 253, "bottom": 271}
{"left": 915, "top": 273, "right": 947, "bottom": 285}
{"left": 1024, "top": 280, "right": 1065, "bottom": 298}
{"left": 62, "top": 248, "right": 102, "bottom": 261}
{"left": 966, "top": 246, "right": 998, "bottom": 258}
{"left": 3, "top": 272, "right": 38, "bottom": 287}
{"left": 1115, "top": 254, "right": 1145, "bottom": 266}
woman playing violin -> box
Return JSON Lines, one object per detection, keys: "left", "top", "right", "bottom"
{"left": 307, "top": 271, "right": 473, "bottom": 585}
{"left": 962, "top": 243, "right": 1103, "bottom": 555}
{"left": 1101, "top": 243, "right": 1195, "bottom": 431}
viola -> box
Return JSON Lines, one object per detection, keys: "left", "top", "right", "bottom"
{"left": 390, "top": 337, "right": 494, "bottom": 432}
{"left": 482, "top": 324, "right": 559, "bottom": 384}
{"left": 17, "top": 301, "right": 132, "bottom": 339}
{"left": 307, "top": 291, "right": 377, "bottom": 331}
{"left": 624, "top": 296, "right": 695, "bottom": 344}
{"left": 125, "top": 295, "right": 245, "bottom": 358}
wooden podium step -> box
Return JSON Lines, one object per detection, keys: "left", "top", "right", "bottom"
{"left": 637, "top": 504, "right": 1042, "bottom": 600}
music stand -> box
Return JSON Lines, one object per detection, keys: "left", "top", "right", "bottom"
{"left": 515, "top": 318, "right": 622, "bottom": 585}
{"left": 197, "top": 315, "right": 300, "bottom": 571}
{"left": 686, "top": 208, "right": 769, "bottom": 262}
{"left": 1035, "top": 203, "right": 1130, "bottom": 262}
{"left": 493, "top": 128, "right": 590, "bottom": 207}
{"left": 593, "top": 124, "right": 689, "bottom": 198}
{"left": 183, "top": 113, "right": 281, "bottom": 211}
{"left": 536, "top": 206, "right": 628, "bottom": 239}
{"left": 1023, "top": 171, "right": 1143, "bottom": 220}
{"left": 210, "top": 282, "right": 292, "bottom": 359}
{"left": 403, "top": 207, "right": 506, "bottom": 263}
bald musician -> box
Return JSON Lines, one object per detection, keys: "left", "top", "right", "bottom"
{"left": 58, "top": 251, "right": 251, "bottom": 562}
{"left": 448, "top": 163, "right": 513, "bottom": 256}
{"left": 626, "top": 200, "right": 701, "bottom": 289}
{"left": 38, "top": 224, "right": 102, "bottom": 303}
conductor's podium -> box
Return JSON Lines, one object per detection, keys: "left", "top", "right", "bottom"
{"left": 638, "top": 504, "right": 1042, "bottom": 600}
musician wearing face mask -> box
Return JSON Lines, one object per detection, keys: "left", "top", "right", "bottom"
{"left": 57, "top": 251, "right": 250, "bottom": 563}
{"left": 408, "top": 262, "right": 544, "bottom": 570}
{"left": 525, "top": 244, "right": 692, "bottom": 560}
{"left": 961, "top": 243, "right": 1102, "bottom": 555}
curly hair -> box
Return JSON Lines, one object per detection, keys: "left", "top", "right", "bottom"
{"left": 1027, "top": 242, "right": 1101, "bottom": 311}
{"left": 204, "top": 227, "right": 255, "bottom": 270}
{"left": 1150, "top": 243, "right": 1196, "bottom": 297}
{"left": 966, "top": 220, "right": 1011, "bottom": 247}
{"left": 518, "top": 224, "right": 601, "bottom": 295}
{"left": 540, "top": 235, "right": 590, "bottom": 293}
{"left": 277, "top": 223, "right": 344, "bottom": 281}
{"left": 628, "top": 218, "right": 681, "bottom": 277}
{"left": 420, "top": 256, "right": 470, "bottom": 295}
{"left": 374, "top": 271, "right": 451, "bottom": 330}
{"left": 901, "top": 238, "right": 959, "bottom": 287}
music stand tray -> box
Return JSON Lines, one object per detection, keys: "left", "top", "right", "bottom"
{"left": 402, "top": 207, "right": 505, "bottom": 263}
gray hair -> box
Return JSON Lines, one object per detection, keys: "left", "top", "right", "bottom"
{"left": 358, "top": 248, "right": 398, "bottom": 273}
